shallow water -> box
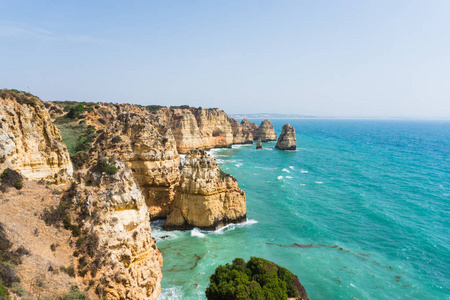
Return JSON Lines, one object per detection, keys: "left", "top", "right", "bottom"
{"left": 155, "top": 119, "right": 450, "bottom": 299}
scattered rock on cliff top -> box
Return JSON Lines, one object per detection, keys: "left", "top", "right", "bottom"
{"left": 164, "top": 149, "right": 246, "bottom": 230}
{"left": 254, "top": 119, "right": 277, "bottom": 142}
{"left": 256, "top": 137, "right": 262, "bottom": 149}
{"left": 276, "top": 123, "right": 297, "bottom": 150}
{"left": 0, "top": 89, "right": 73, "bottom": 183}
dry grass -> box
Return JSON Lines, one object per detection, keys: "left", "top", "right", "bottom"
{"left": 0, "top": 180, "right": 92, "bottom": 298}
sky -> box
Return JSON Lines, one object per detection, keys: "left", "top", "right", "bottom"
{"left": 1, "top": 0, "right": 449, "bottom": 118}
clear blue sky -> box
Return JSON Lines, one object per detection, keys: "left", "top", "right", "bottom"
{"left": 1, "top": 0, "right": 449, "bottom": 118}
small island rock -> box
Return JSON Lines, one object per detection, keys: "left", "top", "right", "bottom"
{"left": 256, "top": 137, "right": 262, "bottom": 149}
{"left": 275, "top": 123, "right": 297, "bottom": 150}
{"left": 254, "top": 119, "right": 277, "bottom": 142}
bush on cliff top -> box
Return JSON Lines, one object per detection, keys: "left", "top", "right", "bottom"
{"left": 0, "top": 169, "right": 23, "bottom": 192}
{"left": 206, "top": 257, "right": 299, "bottom": 300}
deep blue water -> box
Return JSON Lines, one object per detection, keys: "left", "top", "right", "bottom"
{"left": 154, "top": 119, "right": 450, "bottom": 299}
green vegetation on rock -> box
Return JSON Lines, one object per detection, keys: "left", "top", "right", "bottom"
{"left": 0, "top": 89, "right": 41, "bottom": 107}
{"left": 206, "top": 257, "right": 301, "bottom": 300}
{"left": 0, "top": 169, "right": 23, "bottom": 192}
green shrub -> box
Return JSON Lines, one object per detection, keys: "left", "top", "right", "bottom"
{"left": 60, "top": 285, "right": 88, "bottom": 300}
{"left": 95, "top": 158, "right": 117, "bottom": 176}
{"left": 206, "top": 257, "right": 299, "bottom": 300}
{"left": 60, "top": 265, "right": 75, "bottom": 277}
{"left": 0, "top": 283, "right": 9, "bottom": 300}
{"left": 0, "top": 169, "right": 23, "bottom": 192}
{"left": 145, "top": 105, "right": 163, "bottom": 113}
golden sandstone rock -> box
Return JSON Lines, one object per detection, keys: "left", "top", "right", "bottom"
{"left": 254, "top": 119, "right": 277, "bottom": 142}
{"left": 76, "top": 159, "right": 162, "bottom": 300}
{"left": 88, "top": 109, "right": 181, "bottom": 219}
{"left": 0, "top": 90, "right": 73, "bottom": 182}
{"left": 276, "top": 123, "right": 297, "bottom": 150}
{"left": 165, "top": 150, "right": 246, "bottom": 230}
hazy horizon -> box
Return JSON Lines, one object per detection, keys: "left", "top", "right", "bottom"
{"left": 1, "top": 1, "right": 449, "bottom": 119}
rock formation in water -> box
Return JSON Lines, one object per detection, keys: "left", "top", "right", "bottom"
{"left": 74, "top": 158, "right": 163, "bottom": 299}
{"left": 164, "top": 149, "right": 246, "bottom": 230}
{"left": 254, "top": 119, "right": 277, "bottom": 142}
{"left": 275, "top": 123, "right": 297, "bottom": 150}
{"left": 0, "top": 90, "right": 73, "bottom": 182}
{"left": 256, "top": 137, "right": 262, "bottom": 149}
{"left": 87, "top": 108, "right": 181, "bottom": 220}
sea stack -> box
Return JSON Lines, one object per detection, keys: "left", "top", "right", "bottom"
{"left": 256, "top": 137, "right": 262, "bottom": 149}
{"left": 164, "top": 149, "right": 246, "bottom": 230}
{"left": 254, "top": 119, "right": 277, "bottom": 142}
{"left": 275, "top": 123, "right": 297, "bottom": 150}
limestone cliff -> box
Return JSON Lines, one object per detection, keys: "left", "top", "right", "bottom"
{"left": 75, "top": 158, "right": 162, "bottom": 299}
{"left": 254, "top": 119, "right": 277, "bottom": 142}
{"left": 158, "top": 107, "right": 252, "bottom": 153}
{"left": 240, "top": 118, "right": 258, "bottom": 138}
{"left": 276, "top": 123, "right": 297, "bottom": 150}
{"left": 230, "top": 118, "right": 253, "bottom": 145}
{"left": 0, "top": 90, "right": 73, "bottom": 182}
{"left": 88, "top": 109, "right": 181, "bottom": 219}
{"left": 165, "top": 150, "right": 246, "bottom": 230}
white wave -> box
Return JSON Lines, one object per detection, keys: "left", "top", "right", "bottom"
{"left": 289, "top": 166, "right": 295, "bottom": 170}
{"left": 286, "top": 176, "right": 293, "bottom": 179}
{"left": 232, "top": 144, "right": 252, "bottom": 148}
{"left": 299, "top": 183, "right": 306, "bottom": 186}
{"left": 235, "top": 163, "right": 243, "bottom": 167}
{"left": 300, "top": 169, "right": 309, "bottom": 173}
{"left": 282, "top": 168, "right": 290, "bottom": 173}
{"left": 191, "top": 228, "right": 206, "bottom": 238}
{"left": 152, "top": 230, "right": 182, "bottom": 241}
{"left": 315, "top": 181, "right": 323, "bottom": 184}
{"left": 277, "top": 176, "right": 283, "bottom": 180}
{"left": 158, "top": 286, "right": 184, "bottom": 300}
{"left": 212, "top": 219, "right": 258, "bottom": 235}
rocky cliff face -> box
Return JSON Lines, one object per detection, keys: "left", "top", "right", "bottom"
{"left": 254, "top": 119, "right": 277, "bottom": 142}
{"left": 230, "top": 118, "right": 253, "bottom": 144}
{"left": 165, "top": 150, "right": 246, "bottom": 230}
{"left": 240, "top": 118, "right": 258, "bottom": 137}
{"left": 75, "top": 158, "right": 162, "bottom": 299}
{"left": 0, "top": 90, "right": 73, "bottom": 182}
{"left": 88, "top": 109, "right": 181, "bottom": 219}
{"left": 158, "top": 107, "right": 252, "bottom": 153}
{"left": 276, "top": 123, "right": 297, "bottom": 150}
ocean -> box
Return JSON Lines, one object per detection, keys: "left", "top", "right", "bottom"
{"left": 154, "top": 119, "right": 450, "bottom": 299}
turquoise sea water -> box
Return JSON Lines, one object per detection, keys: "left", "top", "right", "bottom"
{"left": 154, "top": 119, "right": 450, "bottom": 299}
